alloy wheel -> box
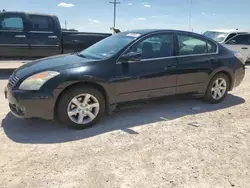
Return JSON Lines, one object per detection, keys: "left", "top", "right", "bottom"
{"left": 67, "top": 93, "right": 100, "bottom": 124}
{"left": 211, "top": 78, "right": 227, "bottom": 100}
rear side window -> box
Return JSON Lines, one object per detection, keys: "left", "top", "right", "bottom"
{"left": 28, "top": 15, "right": 54, "bottom": 31}
{"left": 0, "top": 16, "right": 24, "bottom": 30}
{"left": 226, "top": 34, "right": 250, "bottom": 45}
{"left": 177, "top": 35, "right": 217, "bottom": 55}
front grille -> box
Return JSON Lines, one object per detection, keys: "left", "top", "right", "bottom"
{"left": 8, "top": 75, "right": 19, "bottom": 87}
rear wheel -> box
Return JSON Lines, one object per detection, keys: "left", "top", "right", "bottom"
{"left": 57, "top": 86, "right": 105, "bottom": 129}
{"left": 204, "top": 73, "right": 230, "bottom": 103}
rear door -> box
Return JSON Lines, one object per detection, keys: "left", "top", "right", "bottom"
{"left": 224, "top": 34, "right": 250, "bottom": 61}
{"left": 0, "top": 13, "right": 29, "bottom": 58}
{"left": 175, "top": 33, "right": 218, "bottom": 94}
{"left": 26, "top": 14, "right": 61, "bottom": 58}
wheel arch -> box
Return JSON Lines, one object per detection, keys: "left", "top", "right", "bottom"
{"left": 54, "top": 81, "right": 109, "bottom": 118}
{"left": 207, "top": 67, "right": 235, "bottom": 91}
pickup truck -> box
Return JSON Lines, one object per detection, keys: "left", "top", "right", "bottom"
{"left": 203, "top": 29, "right": 247, "bottom": 43}
{"left": 223, "top": 33, "right": 250, "bottom": 62}
{"left": 203, "top": 29, "right": 250, "bottom": 62}
{"left": 0, "top": 11, "right": 111, "bottom": 59}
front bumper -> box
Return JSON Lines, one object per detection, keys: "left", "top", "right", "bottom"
{"left": 5, "top": 85, "right": 61, "bottom": 120}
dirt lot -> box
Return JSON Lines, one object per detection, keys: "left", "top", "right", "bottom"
{"left": 0, "top": 67, "right": 249, "bottom": 188}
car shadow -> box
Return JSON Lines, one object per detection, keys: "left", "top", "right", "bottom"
{"left": 2, "top": 94, "right": 245, "bottom": 144}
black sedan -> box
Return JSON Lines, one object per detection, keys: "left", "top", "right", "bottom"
{"left": 5, "top": 29, "right": 245, "bottom": 129}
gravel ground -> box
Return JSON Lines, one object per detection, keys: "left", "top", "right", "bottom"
{"left": 0, "top": 67, "right": 249, "bottom": 188}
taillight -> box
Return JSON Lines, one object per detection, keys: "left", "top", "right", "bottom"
{"left": 234, "top": 52, "right": 246, "bottom": 64}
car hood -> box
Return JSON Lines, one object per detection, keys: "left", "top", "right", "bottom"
{"left": 14, "top": 54, "right": 98, "bottom": 78}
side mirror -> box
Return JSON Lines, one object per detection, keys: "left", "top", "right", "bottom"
{"left": 120, "top": 52, "right": 142, "bottom": 63}
{"left": 226, "top": 40, "right": 236, "bottom": 44}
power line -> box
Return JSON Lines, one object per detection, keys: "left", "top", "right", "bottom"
{"left": 109, "top": 0, "right": 120, "bottom": 29}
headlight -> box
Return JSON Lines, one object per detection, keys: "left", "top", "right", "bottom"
{"left": 19, "top": 71, "right": 60, "bottom": 90}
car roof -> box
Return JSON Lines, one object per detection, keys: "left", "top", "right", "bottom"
{"left": 121, "top": 29, "right": 200, "bottom": 35}
{"left": 118, "top": 29, "right": 218, "bottom": 43}
{"left": 0, "top": 11, "right": 56, "bottom": 17}
{"left": 207, "top": 29, "right": 247, "bottom": 33}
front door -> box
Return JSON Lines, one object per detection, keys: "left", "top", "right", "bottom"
{"left": 0, "top": 13, "right": 29, "bottom": 58}
{"left": 114, "top": 33, "right": 178, "bottom": 102}
{"left": 26, "top": 14, "right": 61, "bottom": 58}
{"left": 224, "top": 34, "right": 250, "bottom": 61}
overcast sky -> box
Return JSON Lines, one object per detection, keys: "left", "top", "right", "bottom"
{"left": 2, "top": 0, "right": 250, "bottom": 33}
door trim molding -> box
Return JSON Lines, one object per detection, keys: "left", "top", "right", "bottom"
{"left": 28, "top": 31, "right": 54, "bottom": 34}
{"left": 117, "top": 52, "right": 219, "bottom": 64}
{"left": 0, "top": 29, "right": 24, "bottom": 32}
{"left": 29, "top": 45, "right": 60, "bottom": 47}
{"left": 119, "top": 85, "right": 176, "bottom": 95}
{"left": 0, "top": 44, "right": 28, "bottom": 47}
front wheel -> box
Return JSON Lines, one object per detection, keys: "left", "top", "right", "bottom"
{"left": 57, "top": 86, "right": 105, "bottom": 129}
{"left": 204, "top": 73, "right": 230, "bottom": 104}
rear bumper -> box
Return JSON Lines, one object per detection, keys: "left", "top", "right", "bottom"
{"left": 233, "top": 66, "right": 245, "bottom": 88}
{"left": 5, "top": 85, "right": 62, "bottom": 120}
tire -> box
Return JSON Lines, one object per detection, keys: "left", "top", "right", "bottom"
{"left": 57, "top": 86, "right": 105, "bottom": 129}
{"left": 204, "top": 73, "right": 230, "bottom": 104}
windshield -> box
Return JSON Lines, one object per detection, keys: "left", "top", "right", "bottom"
{"left": 79, "top": 33, "right": 139, "bottom": 59}
{"left": 203, "top": 31, "right": 228, "bottom": 42}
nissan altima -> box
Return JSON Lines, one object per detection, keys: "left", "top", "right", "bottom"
{"left": 5, "top": 29, "right": 245, "bottom": 129}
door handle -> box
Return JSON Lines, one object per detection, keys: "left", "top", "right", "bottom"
{"left": 15, "top": 35, "right": 26, "bottom": 38}
{"left": 48, "top": 36, "right": 58, "bottom": 39}
{"left": 164, "top": 65, "right": 177, "bottom": 70}
{"left": 241, "top": 47, "right": 248, "bottom": 50}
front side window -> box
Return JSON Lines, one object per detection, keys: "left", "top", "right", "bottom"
{"left": 178, "top": 35, "right": 210, "bottom": 55}
{"left": 126, "top": 34, "right": 174, "bottom": 59}
{"left": 28, "top": 15, "right": 54, "bottom": 31}
{"left": 0, "top": 17, "right": 24, "bottom": 30}
{"left": 225, "top": 33, "right": 237, "bottom": 42}
{"left": 226, "top": 34, "right": 250, "bottom": 45}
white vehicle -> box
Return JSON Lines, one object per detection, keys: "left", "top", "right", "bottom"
{"left": 224, "top": 33, "right": 250, "bottom": 62}
{"left": 203, "top": 29, "right": 247, "bottom": 43}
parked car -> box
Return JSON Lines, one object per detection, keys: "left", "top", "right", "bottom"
{"left": 203, "top": 29, "right": 247, "bottom": 43}
{"left": 223, "top": 33, "right": 250, "bottom": 62}
{"left": 5, "top": 29, "right": 245, "bottom": 129}
{"left": 0, "top": 11, "right": 111, "bottom": 59}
